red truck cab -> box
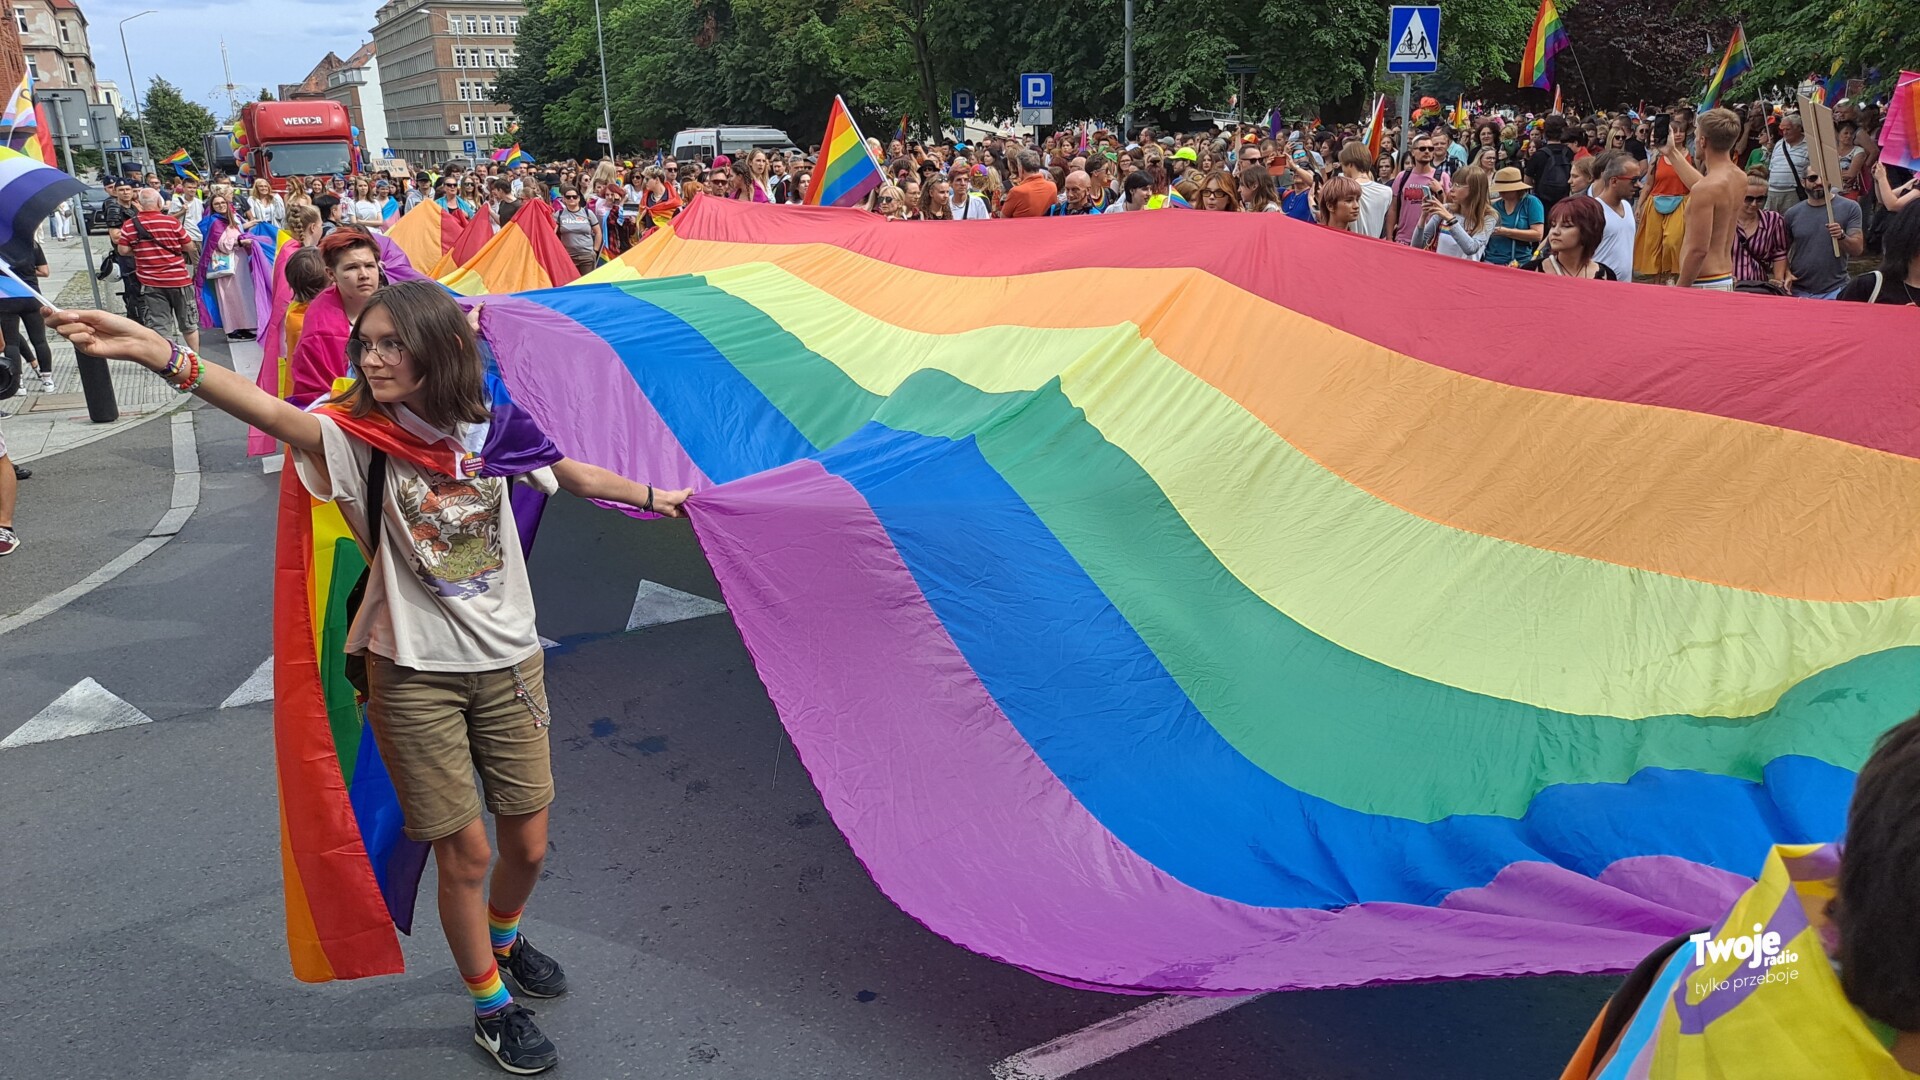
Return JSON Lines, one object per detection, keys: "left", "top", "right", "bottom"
{"left": 236, "top": 100, "right": 356, "bottom": 192}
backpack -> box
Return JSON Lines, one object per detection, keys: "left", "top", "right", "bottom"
{"left": 1536, "top": 145, "right": 1574, "bottom": 208}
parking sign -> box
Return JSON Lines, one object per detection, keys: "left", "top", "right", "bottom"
{"left": 1020, "top": 73, "right": 1054, "bottom": 109}
{"left": 462, "top": 138, "right": 478, "bottom": 156}
{"left": 951, "top": 89, "right": 977, "bottom": 120}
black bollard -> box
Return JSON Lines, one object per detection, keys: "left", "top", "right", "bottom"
{"left": 74, "top": 345, "right": 119, "bottom": 423}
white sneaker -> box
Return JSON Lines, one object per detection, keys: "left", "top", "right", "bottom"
{"left": 39, "top": 375, "right": 55, "bottom": 393}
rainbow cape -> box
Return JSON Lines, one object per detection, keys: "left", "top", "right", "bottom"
{"left": 1699, "top": 26, "right": 1753, "bottom": 111}
{"left": 1519, "top": 0, "right": 1569, "bottom": 90}
{"left": 1564, "top": 845, "right": 1910, "bottom": 1078}
{"left": 275, "top": 388, "right": 561, "bottom": 981}
{"left": 480, "top": 198, "right": 1916, "bottom": 993}
{"left": 386, "top": 200, "right": 463, "bottom": 274}
{"left": 803, "top": 95, "right": 882, "bottom": 208}
{"left": 436, "top": 198, "right": 580, "bottom": 295}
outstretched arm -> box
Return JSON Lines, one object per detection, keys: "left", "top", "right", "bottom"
{"left": 47, "top": 307, "right": 324, "bottom": 452}
{"left": 550, "top": 458, "right": 692, "bottom": 517}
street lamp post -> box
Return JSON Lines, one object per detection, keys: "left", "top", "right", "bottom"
{"left": 118, "top": 9, "right": 156, "bottom": 168}
{"left": 592, "top": 0, "right": 614, "bottom": 160}
{"left": 1122, "top": 0, "right": 1134, "bottom": 138}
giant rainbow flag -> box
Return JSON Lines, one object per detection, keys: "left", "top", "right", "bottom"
{"left": 385, "top": 199, "right": 463, "bottom": 275}
{"left": 435, "top": 198, "right": 579, "bottom": 295}
{"left": 1880, "top": 70, "right": 1920, "bottom": 172}
{"left": 325, "top": 197, "right": 1908, "bottom": 994}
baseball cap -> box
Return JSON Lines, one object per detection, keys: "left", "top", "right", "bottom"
{"left": 1172, "top": 147, "right": 1198, "bottom": 162}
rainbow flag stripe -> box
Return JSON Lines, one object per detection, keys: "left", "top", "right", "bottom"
{"left": 488, "top": 199, "right": 1919, "bottom": 993}
{"left": 1699, "top": 26, "right": 1752, "bottom": 111}
{"left": 1518, "top": 0, "right": 1569, "bottom": 90}
{"left": 1880, "top": 70, "right": 1920, "bottom": 172}
{"left": 386, "top": 199, "right": 464, "bottom": 274}
{"left": 803, "top": 95, "right": 882, "bottom": 208}
{"left": 435, "top": 198, "right": 580, "bottom": 295}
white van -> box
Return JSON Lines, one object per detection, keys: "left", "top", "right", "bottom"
{"left": 671, "top": 126, "right": 800, "bottom": 165}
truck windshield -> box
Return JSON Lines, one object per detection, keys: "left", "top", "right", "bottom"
{"left": 264, "top": 141, "right": 351, "bottom": 177}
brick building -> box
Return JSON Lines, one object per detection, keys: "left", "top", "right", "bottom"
{"left": 279, "top": 41, "right": 390, "bottom": 163}
{"left": 371, "top": 0, "right": 523, "bottom": 166}
{"left": 9, "top": 0, "right": 100, "bottom": 101}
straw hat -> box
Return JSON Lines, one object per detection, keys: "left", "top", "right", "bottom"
{"left": 1490, "top": 166, "right": 1533, "bottom": 193}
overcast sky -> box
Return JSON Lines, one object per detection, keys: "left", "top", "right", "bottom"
{"left": 84, "top": 0, "right": 375, "bottom": 117}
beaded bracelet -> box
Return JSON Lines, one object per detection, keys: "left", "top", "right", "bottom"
{"left": 171, "top": 353, "right": 206, "bottom": 393}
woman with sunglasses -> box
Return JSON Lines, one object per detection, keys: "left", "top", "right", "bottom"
{"left": 49, "top": 279, "right": 690, "bottom": 1076}
{"left": 1732, "top": 166, "right": 1790, "bottom": 291}
{"left": 869, "top": 183, "right": 909, "bottom": 220}
{"left": 554, "top": 188, "right": 601, "bottom": 275}
{"left": 1195, "top": 169, "right": 1241, "bottom": 211}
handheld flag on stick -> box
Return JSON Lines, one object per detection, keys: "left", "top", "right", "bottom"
{"left": 1362, "top": 95, "right": 1388, "bottom": 161}
{"left": 490, "top": 143, "right": 534, "bottom": 167}
{"left": 1518, "top": 0, "right": 1569, "bottom": 90}
{"left": 1450, "top": 95, "right": 1470, "bottom": 129}
{"left": 1813, "top": 61, "right": 1848, "bottom": 108}
{"left": 1, "top": 74, "right": 53, "bottom": 167}
{"left": 1877, "top": 71, "right": 1920, "bottom": 171}
{"left": 894, "top": 114, "right": 910, "bottom": 145}
{"left": 1552, "top": 85, "right": 1564, "bottom": 115}
{"left": 0, "top": 146, "right": 86, "bottom": 263}
{"left": 1699, "top": 25, "right": 1753, "bottom": 111}
{"left": 161, "top": 149, "right": 200, "bottom": 182}
{"left": 803, "top": 95, "right": 884, "bottom": 208}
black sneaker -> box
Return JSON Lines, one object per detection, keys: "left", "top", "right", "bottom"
{"left": 473, "top": 1003, "right": 558, "bottom": 1075}
{"left": 501, "top": 934, "right": 568, "bottom": 998}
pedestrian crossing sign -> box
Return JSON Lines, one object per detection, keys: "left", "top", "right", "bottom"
{"left": 1387, "top": 6, "right": 1441, "bottom": 73}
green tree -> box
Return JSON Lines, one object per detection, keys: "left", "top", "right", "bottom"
{"left": 1741, "top": 0, "right": 1919, "bottom": 99}
{"left": 141, "top": 77, "right": 217, "bottom": 166}
{"left": 258, "top": 88, "right": 276, "bottom": 101}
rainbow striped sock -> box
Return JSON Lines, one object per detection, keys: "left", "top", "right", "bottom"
{"left": 488, "top": 904, "right": 523, "bottom": 958}
{"left": 464, "top": 962, "right": 512, "bottom": 1016}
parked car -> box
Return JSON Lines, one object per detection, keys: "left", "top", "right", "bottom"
{"left": 80, "top": 185, "right": 112, "bottom": 234}
{"left": 671, "top": 126, "right": 799, "bottom": 165}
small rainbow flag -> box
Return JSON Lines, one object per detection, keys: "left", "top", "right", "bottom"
{"left": 161, "top": 148, "right": 200, "bottom": 182}
{"left": 1699, "top": 25, "right": 1753, "bottom": 111}
{"left": 1362, "top": 95, "right": 1388, "bottom": 161}
{"left": 1518, "top": 0, "right": 1569, "bottom": 90}
{"left": 1553, "top": 85, "right": 1564, "bottom": 115}
{"left": 491, "top": 143, "right": 534, "bottom": 167}
{"left": 1450, "top": 95, "right": 1470, "bottom": 129}
{"left": 0, "top": 146, "right": 85, "bottom": 263}
{"left": 804, "top": 95, "right": 883, "bottom": 208}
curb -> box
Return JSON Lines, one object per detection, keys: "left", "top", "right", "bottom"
{"left": 12, "top": 393, "right": 193, "bottom": 466}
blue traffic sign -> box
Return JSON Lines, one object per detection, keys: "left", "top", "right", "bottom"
{"left": 116, "top": 134, "right": 132, "bottom": 151}
{"left": 462, "top": 138, "right": 478, "bottom": 156}
{"left": 1386, "top": 6, "right": 1441, "bottom": 73}
{"left": 1020, "top": 73, "right": 1054, "bottom": 109}
{"left": 951, "top": 89, "right": 977, "bottom": 120}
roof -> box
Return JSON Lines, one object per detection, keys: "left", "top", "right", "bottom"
{"left": 283, "top": 52, "right": 346, "bottom": 99}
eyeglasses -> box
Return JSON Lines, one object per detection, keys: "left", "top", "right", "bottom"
{"left": 563, "top": 193, "right": 581, "bottom": 200}
{"left": 347, "top": 336, "right": 409, "bottom": 365}
{"left": 1413, "top": 145, "right": 1433, "bottom": 153}
{"left": 1743, "top": 195, "right": 1766, "bottom": 204}
{"left": 1203, "top": 189, "right": 1229, "bottom": 198}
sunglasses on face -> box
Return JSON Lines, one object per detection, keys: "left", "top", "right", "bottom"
{"left": 1744, "top": 195, "right": 1766, "bottom": 204}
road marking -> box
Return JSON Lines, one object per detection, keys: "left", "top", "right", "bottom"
{"left": 539, "top": 636, "right": 562, "bottom": 649}
{"left": 988, "top": 994, "right": 1267, "bottom": 1080}
{"left": 220, "top": 657, "right": 275, "bottom": 708}
{"left": 0, "top": 411, "right": 201, "bottom": 638}
{"left": 2, "top": 677, "right": 153, "bottom": 749}
{"left": 625, "top": 579, "right": 728, "bottom": 632}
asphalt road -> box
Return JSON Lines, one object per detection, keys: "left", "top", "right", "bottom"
{"left": 0, "top": 353, "right": 1619, "bottom": 1079}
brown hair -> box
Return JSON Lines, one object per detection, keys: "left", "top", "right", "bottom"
{"left": 1319, "top": 175, "right": 1362, "bottom": 223}
{"left": 1196, "top": 169, "right": 1241, "bottom": 210}
{"left": 1697, "top": 107, "right": 1742, "bottom": 154}
{"left": 331, "top": 280, "right": 490, "bottom": 430}
{"left": 1838, "top": 712, "right": 1920, "bottom": 1029}
{"left": 284, "top": 247, "right": 329, "bottom": 303}
{"left": 286, "top": 203, "right": 321, "bottom": 238}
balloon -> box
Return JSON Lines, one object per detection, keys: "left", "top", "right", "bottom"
{"left": 1420, "top": 96, "right": 1439, "bottom": 109}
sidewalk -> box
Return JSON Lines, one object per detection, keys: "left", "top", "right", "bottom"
{"left": 1, "top": 233, "right": 192, "bottom": 464}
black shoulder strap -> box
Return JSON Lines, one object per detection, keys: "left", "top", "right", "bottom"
{"left": 1584, "top": 929, "right": 1705, "bottom": 1076}
{"left": 364, "top": 449, "right": 389, "bottom": 558}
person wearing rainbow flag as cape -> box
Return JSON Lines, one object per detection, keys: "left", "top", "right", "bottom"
{"left": 1561, "top": 713, "right": 1920, "bottom": 1078}
{"left": 47, "top": 282, "right": 692, "bottom": 1076}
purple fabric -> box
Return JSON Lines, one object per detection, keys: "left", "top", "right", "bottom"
{"left": 479, "top": 295, "right": 710, "bottom": 505}
{"left": 687, "top": 457, "right": 1701, "bottom": 992}
{"left": 1673, "top": 887, "right": 1808, "bottom": 1034}
{"left": 193, "top": 215, "right": 228, "bottom": 327}
{"left": 375, "top": 231, "right": 424, "bottom": 284}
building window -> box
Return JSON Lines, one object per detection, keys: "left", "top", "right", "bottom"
{"left": 453, "top": 48, "right": 467, "bottom": 67}
{"left": 24, "top": 55, "right": 37, "bottom": 81}
{"left": 464, "top": 15, "right": 477, "bottom": 34}
{"left": 482, "top": 48, "right": 496, "bottom": 68}
{"left": 57, "top": 20, "right": 69, "bottom": 43}
{"left": 64, "top": 60, "right": 76, "bottom": 84}
{"left": 499, "top": 51, "right": 515, "bottom": 69}
{"left": 456, "top": 81, "right": 468, "bottom": 101}
{"left": 507, "top": 16, "right": 520, "bottom": 33}
{"left": 492, "top": 116, "right": 507, "bottom": 135}
{"left": 478, "top": 16, "right": 493, "bottom": 33}
{"left": 462, "top": 117, "right": 474, "bottom": 136}
{"left": 13, "top": 8, "right": 25, "bottom": 35}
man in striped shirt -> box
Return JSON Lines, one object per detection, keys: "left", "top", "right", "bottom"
{"left": 114, "top": 189, "right": 200, "bottom": 351}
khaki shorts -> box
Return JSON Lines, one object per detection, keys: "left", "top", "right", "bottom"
{"left": 365, "top": 652, "right": 556, "bottom": 842}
